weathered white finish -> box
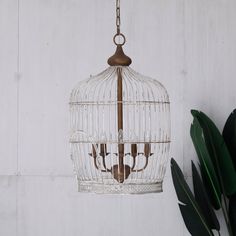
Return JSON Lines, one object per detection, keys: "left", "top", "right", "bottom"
{"left": 0, "top": 0, "right": 234, "bottom": 235}
{"left": 69, "top": 66, "right": 171, "bottom": 194}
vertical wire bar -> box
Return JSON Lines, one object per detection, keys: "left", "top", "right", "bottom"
{"left": 144, "top": 81, "right": 153, "bottom": 182}
{"left": 146, "top": 81, "right": 156, "bottom": 182}
{"left": 91, "top": 72, "right": 109, "bottom": 184}
{"left": 123, "top": 69, "right": 132, "bottom": 182}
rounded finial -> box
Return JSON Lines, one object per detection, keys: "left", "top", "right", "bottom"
{"left": 108, "top": 45, "right": 132, "bottom": 66}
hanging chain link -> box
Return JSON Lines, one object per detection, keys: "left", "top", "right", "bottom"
{"left": 116, "top": 0, "right": 121, "bottom": 34}
{"left": 113, "top": 0, "right": 126, "bottom": 46}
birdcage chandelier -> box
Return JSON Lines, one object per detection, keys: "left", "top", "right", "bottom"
{"left": 69, "top": 0, "right": 170, "bottom": 194}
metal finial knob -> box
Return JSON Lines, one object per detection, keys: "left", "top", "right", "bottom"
{"left": 107, "top": 44, "right": 132, "bottom": 66}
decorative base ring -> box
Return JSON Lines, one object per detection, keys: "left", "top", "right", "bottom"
{"left": 78, "top": 181, "right": 163, "bottom": 194}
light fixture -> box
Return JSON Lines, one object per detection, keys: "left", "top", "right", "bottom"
{"left": 69, "top": 0, "right": 170, "bottom": 194}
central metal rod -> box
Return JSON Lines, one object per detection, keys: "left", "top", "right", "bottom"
{"left": 117, "top": 67, "right": 124, "bottom": 167}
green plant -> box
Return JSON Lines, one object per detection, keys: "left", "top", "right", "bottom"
{"left": 171, "top": 109, "right": 236, "bottom": 236}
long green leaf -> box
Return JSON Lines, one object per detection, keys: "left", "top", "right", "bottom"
{"left": 223, "top": 110, "right": 236, "bottom": 236}
{"left": 223, "top": 109, "right": 236, "bottom": 170}
{"left": 192, "top": 161, "right": 220, "bottom": 231}
{"left": 190, "top": 118, "right": 222, "bottom": 209}
{"left": 229, "top": 193, "right": 236, "bottom": 236}
{"left": 191, "top": 110, "right": 236, "bottom": 197}
{"left": 171, "top": 158, "right": 213, "bottom": 236}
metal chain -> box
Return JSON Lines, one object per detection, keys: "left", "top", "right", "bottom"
{"left": 116, "top": 0, "right": 120, "bottom": 34}
{"left": 113, "top": 0, "right": 126, "bottom": 46}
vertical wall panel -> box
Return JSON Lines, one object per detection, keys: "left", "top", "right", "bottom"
{"left": 183, "top": 1, "right": 236, "bottom": 234}
{"left": 18, "top": 176, "right": 122, "bottom": 236}
{"left": 18, "top": 0, "right": 120, "bottom": 176}
{"left": 124, "top": 0, "right": 185, "bottom": 176}
{"left": 17, "top": 176, "right": 183, "bottom": 236}
{"left": 0, "top": 176, "right": 17, "bottom": 236}
{"left": 0, "top": 0, "right": 18, "bottom": 174}
{"left": 18, "top": 0, "right": 80, "bottom": 175}
{"left": 183, "top": 0, "right": 236, "bottom": 175}
{"left": 118, "top": 177, "right": 184, "bottom": 236}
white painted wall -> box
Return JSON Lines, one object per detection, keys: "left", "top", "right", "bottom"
{"left": 0, "top": 0, "right": 235, "bottom": 235}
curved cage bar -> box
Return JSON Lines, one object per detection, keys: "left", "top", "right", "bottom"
{"left": 69, "top": 66, "right": 170, "bottom": 194}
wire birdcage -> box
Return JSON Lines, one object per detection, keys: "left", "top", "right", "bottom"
{"left": 69, "top": 0, "right": 170, "bottom": 194}
{"left": 70, "top": 65, "right": 170, "bottom": 194}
